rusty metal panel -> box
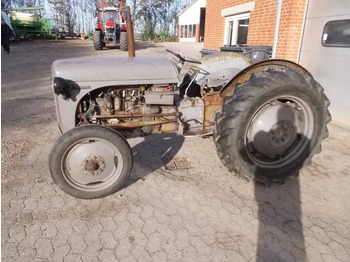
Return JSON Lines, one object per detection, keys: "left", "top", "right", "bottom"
{"left": 94, "top": 112, "right": 178, "bottom": 118}
{"left": 220, "top": 59, "right": 311, "bottom": 98}
{"left": 202, "top": 93, "right": 222, "bottom": 128}
{"left": 105, "top": 119, "right": 176, "bottom": 128}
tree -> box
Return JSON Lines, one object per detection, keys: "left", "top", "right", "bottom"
{"left": 10, "top": 0, "right": 44, "bottom": 8}
{"left": 4, "top": 0, "right": 192, "bottom": 41}
{"left": 133, "top": 0, "right": 190, "bottom": 41}
{"left": 1, "top": 0, "right": 11, "bottom": 9}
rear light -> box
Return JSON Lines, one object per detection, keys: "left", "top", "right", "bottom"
{"left": 121, "top": 24, "right": 126, "bottom": 30}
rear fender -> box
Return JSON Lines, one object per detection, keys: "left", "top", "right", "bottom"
{"left": 193, "top": 52, "right": 252, "bottom": 85}
{"left": 197, "top": 67, "right": 242, "bottom": 88}
{"left": 220, "top": 59, "right": 311, "bottom": 98}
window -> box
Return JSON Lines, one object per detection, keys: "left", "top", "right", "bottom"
{"left": 180, "top": 24, "right": 196, "bottom": 38}
{"left": 224, "top": 13, "right": 250, "bottom": 46}
{"left": 322, "top": 19, "right": 350, "bottom": 47}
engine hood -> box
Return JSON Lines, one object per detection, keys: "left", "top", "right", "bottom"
{"left": 51, "top": 56, "right": 180, "bottom": 85}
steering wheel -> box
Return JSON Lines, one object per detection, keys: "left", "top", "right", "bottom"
{"left": 166, "top": 49, "right": 201, "bottom": 64}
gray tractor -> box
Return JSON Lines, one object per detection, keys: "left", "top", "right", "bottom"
{"left": 49, "top": 49, "right": 331, "bottom": 199}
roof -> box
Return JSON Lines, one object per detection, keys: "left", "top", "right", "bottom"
{"left": 177, "top": 0, "right": 199, "bottom": 17}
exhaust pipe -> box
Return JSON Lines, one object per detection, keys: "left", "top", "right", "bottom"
{"left": 126, "top": 6, "right": 135, "bottom": 57}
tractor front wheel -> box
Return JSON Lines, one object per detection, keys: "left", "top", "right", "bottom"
{"left": 49, "top": 125, "right": 133, "bottom": 199}
{"left": 214, "top": 67, "right": 331, "bottom": 182}
{"left": 120, "top": 31, "right": 128, "bottom": 51}
{"left": 93, "top": 30, "right": 104, "bottom": 50}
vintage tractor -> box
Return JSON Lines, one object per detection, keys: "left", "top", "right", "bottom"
{"left": 49, "top": 49, "right": 331, "bottom": 199}
{"left": 93, "top": 5, "right": 128, "bottom": 51}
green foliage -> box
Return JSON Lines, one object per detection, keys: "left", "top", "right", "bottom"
{"left": 155, "top": 33, "right": 177, "bottom": 42}
{"left": 132, "top": 0, "right": 188, "bottom": 42}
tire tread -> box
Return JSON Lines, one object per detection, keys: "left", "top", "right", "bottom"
{"left": 214, "top": 67, "right": 331, "bottom": 181}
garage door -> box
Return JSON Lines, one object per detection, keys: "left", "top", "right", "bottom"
{"left": 299, "top": 0, "right": 350, "bottom": 128}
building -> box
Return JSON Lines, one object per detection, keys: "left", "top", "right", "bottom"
{"left": 177, "top": 0, "right": 206, "bottom": 42}
{"left": 203, "top": 0, "right": 350, "bottom": 127}
{"left": 204, "top": 0, "right": 308, "bottom": 61}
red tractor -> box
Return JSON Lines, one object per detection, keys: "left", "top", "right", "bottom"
{"left": 93, "top": 1, "right": 128, "bottom": 51}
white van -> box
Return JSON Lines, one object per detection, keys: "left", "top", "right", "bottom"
{"left": 299, "top": 0, "right": 350, "bottom": 128}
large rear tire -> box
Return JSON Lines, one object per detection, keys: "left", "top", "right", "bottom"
{"left": 214, "top": 67, "right": 331, "bottom": 182}
{"left": 93, "top": 30, "right": 104, "bottom": 50}
{"left": 49, "top": 125, "right": 133, "bottom": 199}
{"left": 120, "top": 31, "right": 128, "bottom": 51}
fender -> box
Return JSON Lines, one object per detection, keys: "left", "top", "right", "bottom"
{"left": 220, "top": 59, "right": 311, "bottom": 98}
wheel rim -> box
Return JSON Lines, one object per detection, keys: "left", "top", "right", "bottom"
{"left": 61, "top": 137, "right": 124, "bottom": 192}
{"left": 245, "top": 96, "right": 314, "bottom": 169}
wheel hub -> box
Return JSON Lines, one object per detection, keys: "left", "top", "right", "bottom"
{"left": 247, "top": 102, "right": 299, "bottom": 158}
{"left": 268, "top": 120, "right": 294, "bottom": 147}
{"left": 82, "top": 156, "right": 105, "bottom": 176}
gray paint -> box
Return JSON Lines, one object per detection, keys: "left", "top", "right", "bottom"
{"left": 52, "top": 56, "right": 180, "bottom": 133}
{"left": 299, "top": 0, "right": 350, "bottom": 127}
{"left": 178, "top": 98, "right": 204, "bottom": 129}
{"left": 53, "top": 81, "right": 109, "bottom": 133}
{"left": 52, "top": 56, "right": 180, "bottom": 85}
{"left": 194, "top": 52, "right": 251, "bottom": 83}
{"left": 52, "top": 52, "right": 253, "bottom": 133}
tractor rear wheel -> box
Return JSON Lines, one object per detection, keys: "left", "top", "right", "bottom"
{"left": 214, "top": 67, "right": 331, "bottom": 183}
{"left": 93, "top": 30, "right": 104, "bottom": 50}
{"left": 120, "top": 31, "right": 128, "bottom": 51}
{"left": 49, "top": 125, "right": 133, "bottom": 199}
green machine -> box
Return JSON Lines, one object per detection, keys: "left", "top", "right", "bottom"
{"left": 3, "top": 6, "right": 52, "bottom": 40}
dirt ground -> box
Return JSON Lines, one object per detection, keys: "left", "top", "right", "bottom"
{"left": 1, "top": 39, "right": 350, "bottom": 262}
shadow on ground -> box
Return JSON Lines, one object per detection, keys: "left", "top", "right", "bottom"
{"left": 125, "top": 133, "right": 185, "bottom": 187}
{"left": 252, "top": 107, "right": 309, "bottom": 261}
{"left": 134, "top": 42, "right": 159, "bottom": 50}
{"left": 255, "top": 179, "right": 306, "bottom": 261}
